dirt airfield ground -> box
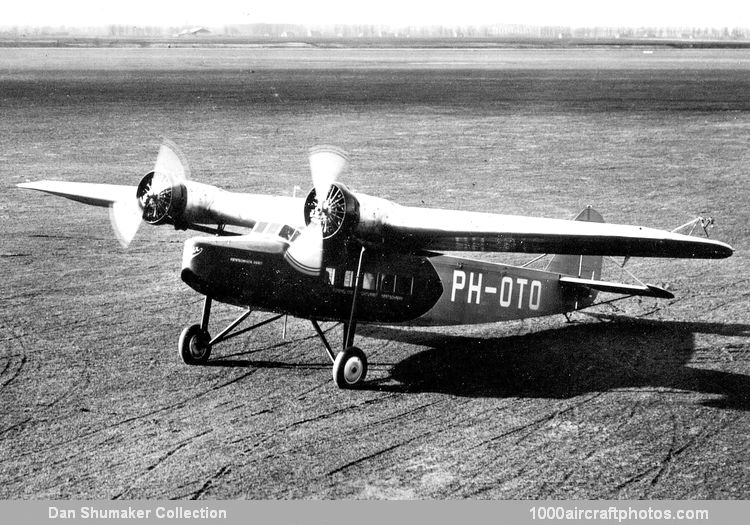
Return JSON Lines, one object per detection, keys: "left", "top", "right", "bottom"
{"left": 1, "top": 47, "right": 750, "bottom": 499}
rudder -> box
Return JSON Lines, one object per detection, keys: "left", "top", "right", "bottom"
{"left": 546, "top": 206, "right": 604, "bottom": 280}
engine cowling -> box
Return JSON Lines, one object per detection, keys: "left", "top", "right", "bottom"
{"left": 136, "top": 171, "right": 187, "bottom": 226}
{"left": 303, "top": 183, "right": 360, "bottom": 240}
{"left": 302, "top": 182, "right": 397, "bottom": 246}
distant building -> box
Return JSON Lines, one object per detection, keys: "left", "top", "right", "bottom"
{"left": 176, "top": 27, "right": 210, "bottom": 37}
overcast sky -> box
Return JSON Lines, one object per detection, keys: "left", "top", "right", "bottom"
{"left": 5, "top": 0, "right": 750, "bottom": 28}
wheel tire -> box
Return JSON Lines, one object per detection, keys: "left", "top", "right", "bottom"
{"left": 332, "top": 346, "right": 368, "bottom": 389}
{"left": 179, "top": 324, "right": 212, "bottom": 365}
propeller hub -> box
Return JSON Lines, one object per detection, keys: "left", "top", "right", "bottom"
{"left": 136, "top": 171, "right": 185, "bottom": 225}
{"left": 303, "top": 183, "right": 357, "bottom": 240}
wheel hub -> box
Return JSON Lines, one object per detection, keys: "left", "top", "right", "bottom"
{"left": 344, "top": 357, "right": 363, "bottom": 384}
{"left": 189, "top": 334, "right": 209, "bottom": 359}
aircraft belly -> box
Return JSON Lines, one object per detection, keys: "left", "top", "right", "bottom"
{"left": 416, "top": 255, "right": 580, "bottom": 326}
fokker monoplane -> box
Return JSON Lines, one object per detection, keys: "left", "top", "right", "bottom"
{"left": 18, "top": 143, "right": 733, "bottom": 388}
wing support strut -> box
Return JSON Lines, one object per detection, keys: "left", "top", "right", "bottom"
{"left": 311, "top": 320, "right": 336, "bottom": 363}
{"left": 178, "top": 298, "right": 285, "bottom": 365}
{"left": 344, "top": 245, "right": 367, "bottom": 349}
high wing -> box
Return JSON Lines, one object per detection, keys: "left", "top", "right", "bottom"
{"left": 373, "top": 204, "right": 733, "bottom": 259}
{"left": 17, "top": 144, "right": 733, "bottom": 263}
{"left": 18, "top": 180, "right": 733, "bottom": 260}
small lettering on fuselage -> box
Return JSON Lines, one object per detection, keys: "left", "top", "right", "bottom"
{"left": 451, "top": 269, "right": 542, "bottom": 310}
{"left": 229, "top": 257, "right": 263, "bottom": 266}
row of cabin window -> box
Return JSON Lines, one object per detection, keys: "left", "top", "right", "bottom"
{"left": 325, "top": 267, "right": 414, "bottom": 296}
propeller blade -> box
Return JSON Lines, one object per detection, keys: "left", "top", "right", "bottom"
{"left": 109, "top": 197, "right": 142, "bottom": 248}
{"left": 284, "top": 224, "right": 324, "bottom": 276}
{"left": 309, "top": 145, "right": 348, "bottom": 200}
{"left": 154, "top": 139, "right": 190, "bottom": 183}
{"left": 108, "top": 140, "right": 189, "bottom": 249}
{"left": 285, "top": 146, "right": 349, "bottom": 275}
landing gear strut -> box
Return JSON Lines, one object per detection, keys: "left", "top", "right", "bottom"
{"left": 178, "top": 296, "right": 283, "bottom": 365}
{"left": 179, "top": 246, "right": 370, "bottom": 389}
{"left": 311, "top": 246, "right": 369, "bottom": 389}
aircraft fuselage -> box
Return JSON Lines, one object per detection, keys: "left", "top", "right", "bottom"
{"left": 181, "top": 236, "right": 595, "bottom": 326}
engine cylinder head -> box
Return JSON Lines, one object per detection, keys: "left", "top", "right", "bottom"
{"left": 303, "top": 183, "right": 359, "bottom": 240}
{"left": 136, "top": 171, "right": 187, "bottom": 225}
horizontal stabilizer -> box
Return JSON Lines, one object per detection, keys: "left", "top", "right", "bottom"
{"left": 17, "top": 180, "right": 135, "bottom": 207}
{"left": 559, "top": 276, "right": 674, "bottom": 299}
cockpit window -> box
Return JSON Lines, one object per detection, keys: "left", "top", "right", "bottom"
{"left": 278, "top": 224, "right": 298, "bottom": 240}
{"left": 251, "top": 222, "right": 300, "bottom": 241}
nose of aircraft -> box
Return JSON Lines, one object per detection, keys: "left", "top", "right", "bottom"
{"left": 180, "top": 234, "right": 288, "bottom": 302}
{"left": 181, "top": 237, "right": 213, "bottom": 295}
{"left": 182, "top": 237, "right": 204, "bottom": 272}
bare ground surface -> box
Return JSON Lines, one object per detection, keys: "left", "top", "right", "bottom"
{"left": 1, "top": 48, "right": 749, "bottom": 499}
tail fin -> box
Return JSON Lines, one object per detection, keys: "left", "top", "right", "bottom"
{"left": 546, "top": 206, "right": 604, "bottom": 279}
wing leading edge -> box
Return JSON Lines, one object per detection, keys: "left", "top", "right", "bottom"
{"left": 17, "top": 180, "right": 135, "bottom": 207}
{"left": 379, "top": 206, "right": 733, "bottom": 259}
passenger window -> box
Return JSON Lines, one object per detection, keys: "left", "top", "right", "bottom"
{"left": 394, "top": 276, "right": 413, "bottom": 296}
{"left": 380, "top": 274, "right": 396, "bottom": 293}
{"left": 253, "top": 221, "right": 269, "bottom": 233}
{"left": 325, "top": 267, "right": 336, "bottom": 285}
{"left": 362, "top": 272, "right": 376, "bottom": 291}
{"left": 343, "top": 270, "right": 354, "bottom": 288}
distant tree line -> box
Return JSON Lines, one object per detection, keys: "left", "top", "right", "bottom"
{"left": 2, "top": 23, "right": 749, "bottom": 41}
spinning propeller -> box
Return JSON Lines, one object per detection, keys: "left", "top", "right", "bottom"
{"left": 109, "top": 140, "right": 190, "bottom": 248}
{"left": 284, "top": 146, "right": 350, "bottom": 276}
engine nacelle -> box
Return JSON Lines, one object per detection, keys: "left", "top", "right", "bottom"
{"left": 136, "top": 171, "right": 235, "bottom": 230}
{"left": 303, "top": 183, "right": 397, "bottom": 244}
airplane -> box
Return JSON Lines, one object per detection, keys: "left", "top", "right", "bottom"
{"left": 18, "top": 142, "right": 734, "bottom": 389}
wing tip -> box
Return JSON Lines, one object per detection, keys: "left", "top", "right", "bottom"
{"left": 716, "top": 242, "right": 734, "bottom": 259}
{"left": 17, "top": 181, "right": 43, "bottom": 189}
{"left": 645, "top": 284, "right": 675, "bottom": 299}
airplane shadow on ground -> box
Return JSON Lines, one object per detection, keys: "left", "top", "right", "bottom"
{"left": 359, "top": 316, "right": 750, "bottom": 410}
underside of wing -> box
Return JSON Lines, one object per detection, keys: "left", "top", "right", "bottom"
{"left": 380, "top": 206, "right": 733, "bottom": 259}
{"left": 559, "top": 276, "right": 674, "bottom": 299}
{"left": 17, "top": 180, "right": 135, "bottom": 207}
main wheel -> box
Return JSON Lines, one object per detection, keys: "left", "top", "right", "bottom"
{"left": 332, "top": 346, "right": 368, "bottom": 389}
{"left": 179, "top": 324, "right": 212, "bottom": 365}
